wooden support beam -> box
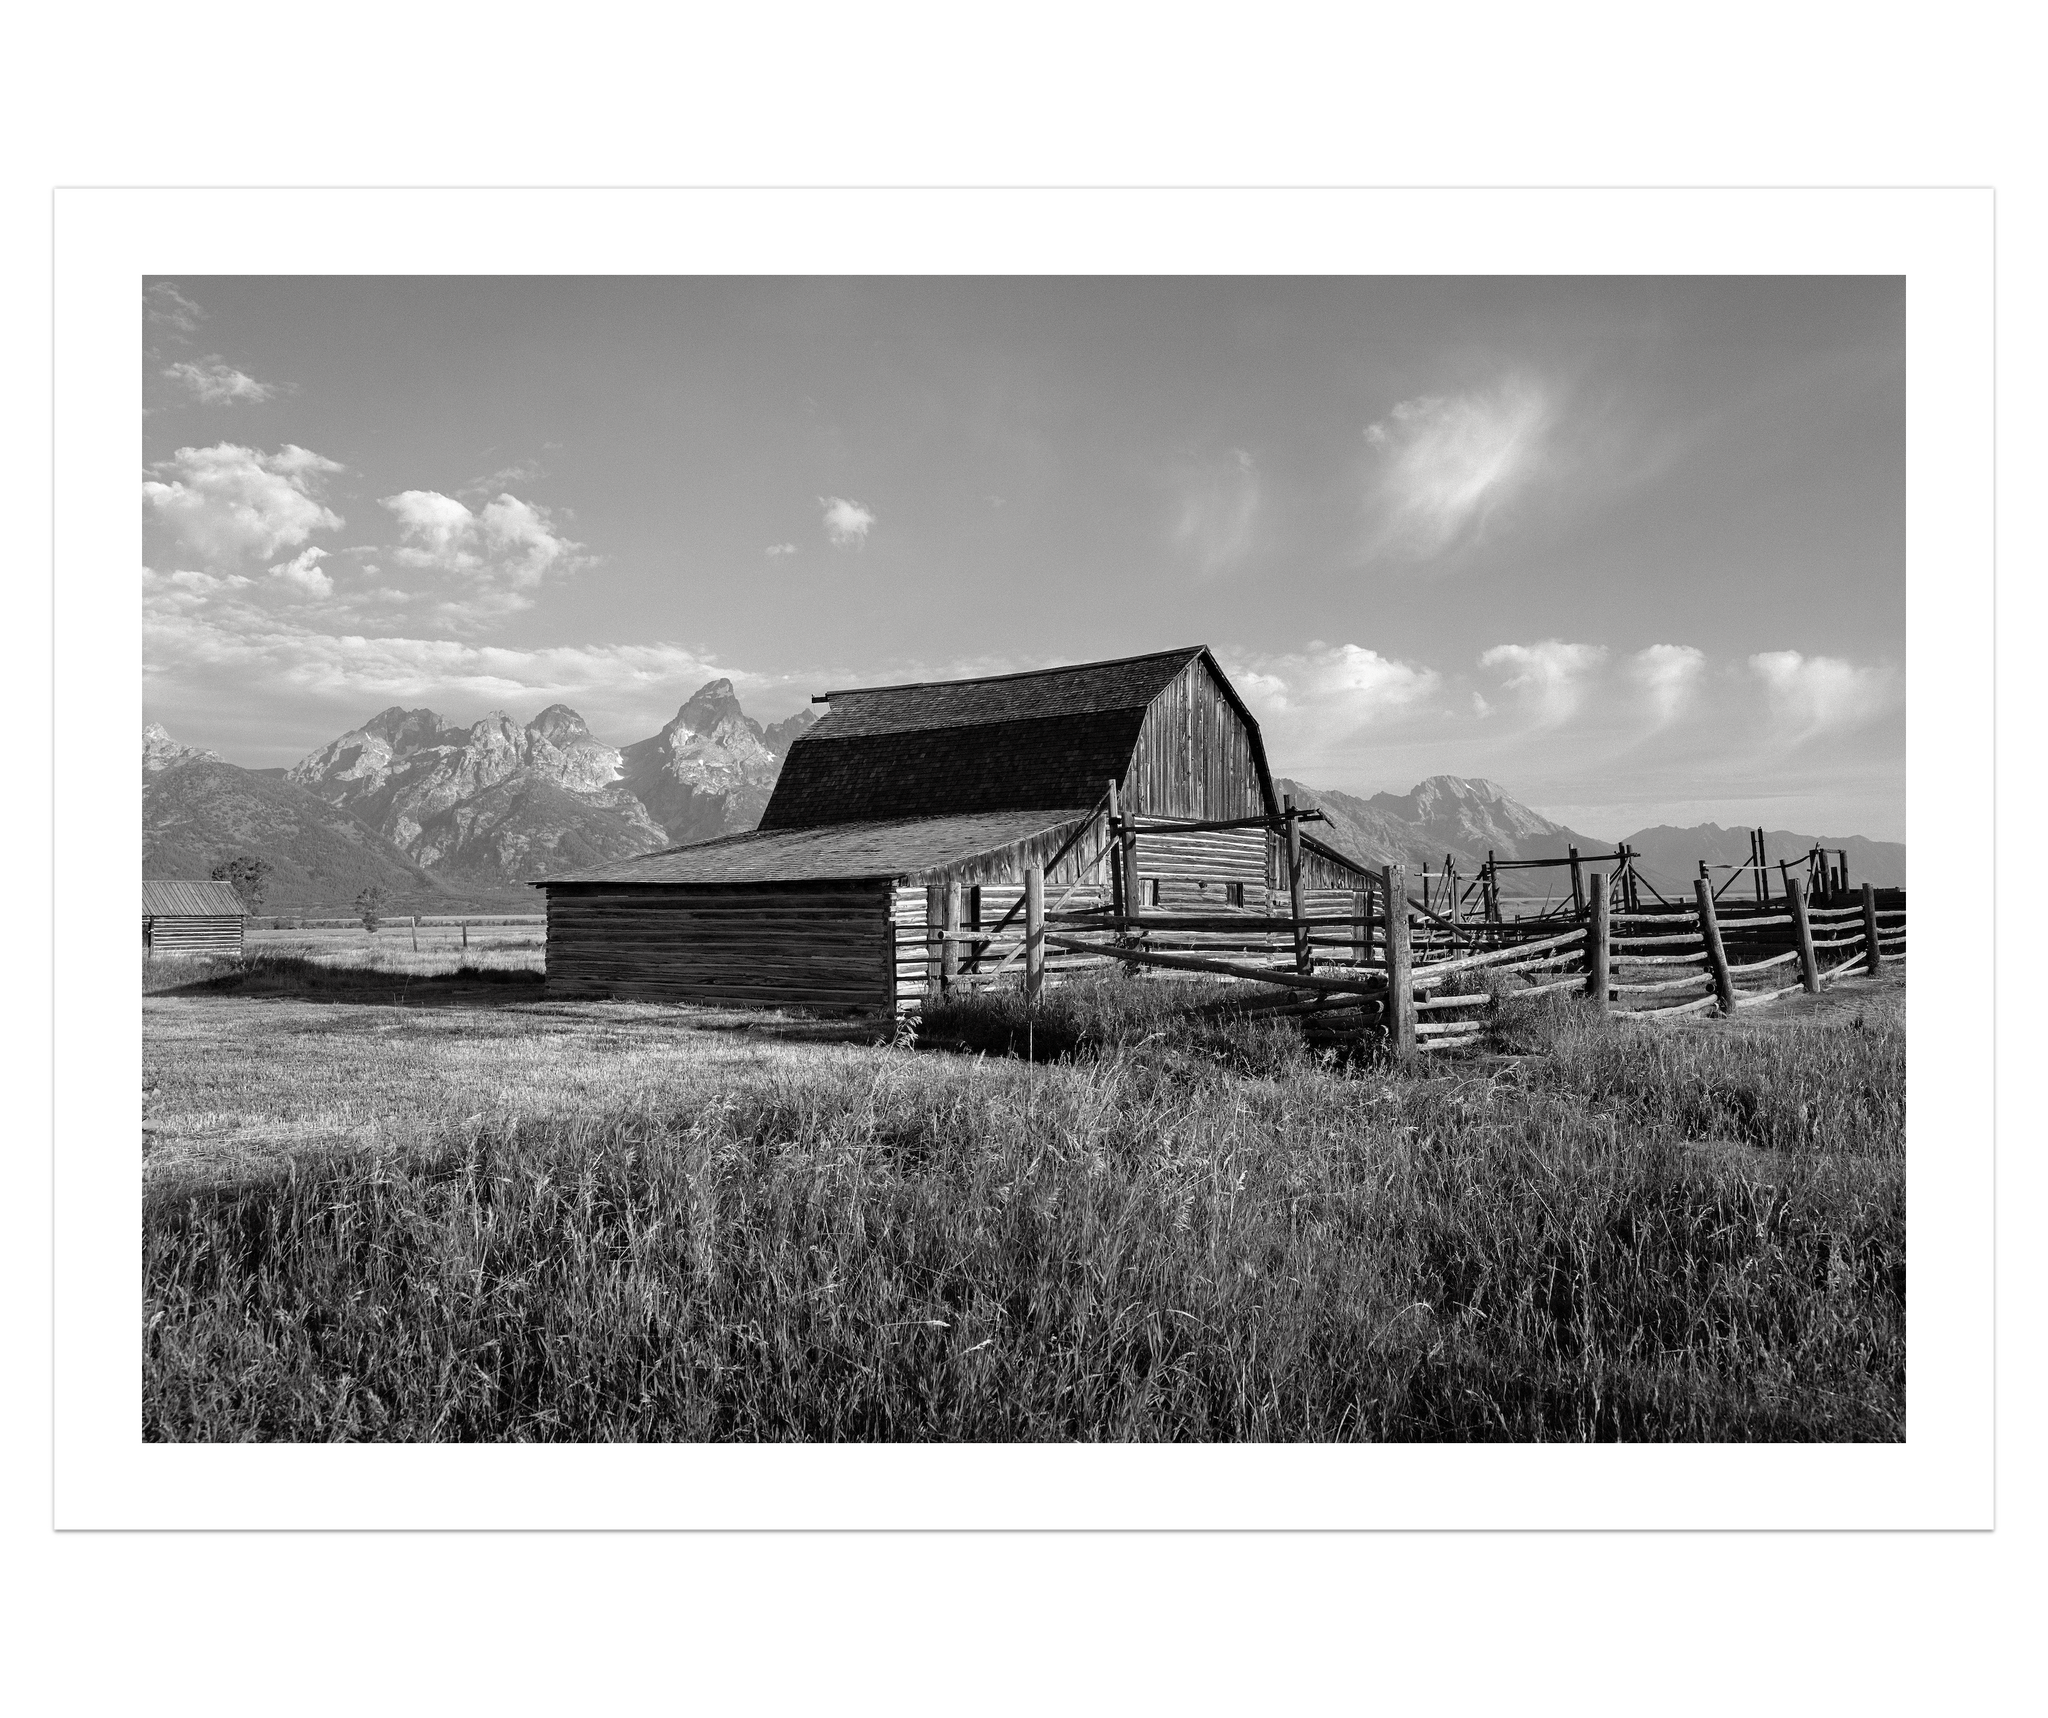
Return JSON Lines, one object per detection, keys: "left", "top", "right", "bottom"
{"left": 1862, "top": 882, "right": 1884, "bottom": 974}
{"left": 1284, "top": 793, "right": 1307, "bottom": 974}
{"left": 941, "top": 880, "right": 963, "bottom": 994}
{"left": 1695, "top": 878, "right": 1737, "bottom": 1014}
{"left": 1786, "top": 875, "right": 1821, "bottom": 995}
{"left": 1584, "top": 869, "right": 1610, "bottom": 1011}
{"left": 1352, "top": 887, "right": 1369, "bottom": 968}
{"left": 1568, "top": 845, "right": 1584, "bottom": 917}
{"left": 1024, "top": 864, "right": 1045, "bottom": 1003}
{"left": 1383, "top": 863, "right": 1416, "bottom": 1055}
{"left": 924, "top": 881, "right": 944, "bottom": 1000}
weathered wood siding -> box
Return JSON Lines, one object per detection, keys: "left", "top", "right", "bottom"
{"left": 546, "top": 882, "right": 893, "bottom": 1010}
{"left": 1123, "top": 658, "right": 1269, "bottom": 821}
{"left": 143, "top": 915, "right": 244, "bottom": 955}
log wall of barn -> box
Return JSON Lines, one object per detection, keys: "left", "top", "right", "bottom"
{"left": 1123, "top": 659, "right": 1268, "bottom": 821}
{"left": 143, "top": 916, "right": 245, "bottom": 954}
{"left": 545, "top": 881, "right": 894, "bottom": 1010}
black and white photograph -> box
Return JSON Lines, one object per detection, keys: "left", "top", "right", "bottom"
{"left": 137, "top": 272, "right": 1910, "bottom": 1445}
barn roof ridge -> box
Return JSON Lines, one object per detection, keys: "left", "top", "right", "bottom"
{"left": 814, "top": 644, "right": 1208, "bottom": 703}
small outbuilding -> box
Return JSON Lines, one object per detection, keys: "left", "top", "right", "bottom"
{"left": 143, "top": 879, "right": 249, "bottom": 956}
{"left": 540, "top": 645, "right": 1374, "bottom": 1011}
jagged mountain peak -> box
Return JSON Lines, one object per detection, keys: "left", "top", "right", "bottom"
{"left": 663, "top": 677, "right": 754, "bottom": 739}
{"left": 527, "top": 703, "right": 594, "bottom": 744}
{"left": 142, "top": 721, "right": 222, "bottom": 774}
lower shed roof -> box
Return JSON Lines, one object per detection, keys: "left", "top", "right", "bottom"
{"left": 541, "top": 809, "right": 1097, "bottom": 888}
{"left": 143, "top": 880, "right": 249, "bottom": 916}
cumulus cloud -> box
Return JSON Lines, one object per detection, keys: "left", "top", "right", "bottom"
{"left": 1479, "top": 639, "right": 1609, "bottom": 724}
{"left": 144, "top": 281, "right": 205, "bottom": 339}
{"left": 1627, "top": 643, "right": 1707, "bottom": 725}
{"left": 161, "top": 358, "right": 279, "bottom": 405}
{"left": 142, "top": 560, "right": 768, "bottom": 748}
{"left": 765, "top": 542, "right": 799, "bottom": 559}
{"left": 142, "top": 442, "right": 345, "bottom": 564}
{"left": 267, "top": 546, "right": 334, "bottom": 599}
{"left": 819, "top": 495, "right": 876, "bottom": 547}
{"left": 380, "top": 489, "right": 587, "bottom": 624}
{"left": 1364, "top": 378, "right": 1551, "bottom": 558}
{"left": 1172, "top": 447, "right": 1261, "bottom": 575}
{"left": 1230, "top": 642, "right": 1443, "bottom": 748}
{"left": 1747, "top": 650, "right": 1897, "bottom": 735}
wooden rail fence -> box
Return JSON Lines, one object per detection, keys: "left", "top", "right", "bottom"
{"left": 920, "top": 839, "right": 1904, "bottom": 1054}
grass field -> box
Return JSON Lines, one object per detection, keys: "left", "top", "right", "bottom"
{"left": 141, "top": 951, "right": 1905, "bottom": 1442}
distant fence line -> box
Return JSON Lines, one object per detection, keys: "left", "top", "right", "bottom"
{"left": 248, "top": 914, "right": 547, "bottom": 930}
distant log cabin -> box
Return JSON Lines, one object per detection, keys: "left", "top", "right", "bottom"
{"left": 540, "top": 646, "right": 1373, "bottom": 1011}
{"left": 142, "top": 880, "right": 248, "bottom": 956}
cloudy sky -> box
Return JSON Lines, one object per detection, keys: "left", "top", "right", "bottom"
{"left": 142, "top": 275, "right": 1904, "bottom": 840}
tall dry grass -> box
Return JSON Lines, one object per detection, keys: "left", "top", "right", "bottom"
{"left": 143, "top": 981, "right": 1903, "bottom": 1442}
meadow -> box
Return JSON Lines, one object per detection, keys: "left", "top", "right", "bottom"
{"left": 141, "top": 943, "right": 1905, "bottom": 1442}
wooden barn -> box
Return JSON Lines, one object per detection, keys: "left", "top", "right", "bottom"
{"left": 540, "top": 646, "right": 1374, "bottom": 1011}
{"left": 142, "top": 879, "right": 248, "bottom": 956}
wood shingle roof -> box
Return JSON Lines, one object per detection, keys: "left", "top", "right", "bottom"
{"left": 543, "top": 809, "right": 1095, "bottom": 887}
{"left": 142, "top": 879, "right": 249, "bottom": 917}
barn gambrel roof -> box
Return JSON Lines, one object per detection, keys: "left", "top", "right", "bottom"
{"left": 760, "top": 646, "right": 1275, "bottom": 829}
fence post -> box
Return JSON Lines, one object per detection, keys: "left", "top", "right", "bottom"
{"left": 1024, "top": 864, "right": 1045, "bottom": 1003}
{"left": 1382, "top": 863, "right": 1415, "bottom": 1056}
{"left": 1283, "top": 793, "right": 1307, "bottom": 974}
{"left": 1105, "top": 778, "right": 1124, "bottom": 920}
{"left": 1695, "top": 878, "right": 1736, "bottom": 1014}
{"left": 1787, "top": 875, "right": 1821, "bottom": 994}
{"left": 1584, "top": 869, "right": 1610, "bottom": 1010}
{"left": 1861, "top": 882, "right": 1884, "bottom": 975}
{"left": 941, "top": 880, "right": 962, "bottom": 995}
{"left": 1568, "top": 845, "right": 1584, "bottom": 917}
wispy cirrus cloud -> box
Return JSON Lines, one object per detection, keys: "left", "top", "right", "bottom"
{"left": 161, "top": 358, "right": 280, "bottom": 406}
{"left": 1364, "top": 377, "right": 1552, "bottom": 559}
{"left": 1171, "top": 447, "right": 1260, "bottom": 576}
{"left": 1627, "top": 643, "right": 1707, "bottom": 725}
{"left": 1747, "top": 650, "right": 1898, "bottom": 736}
{"left": 819, "top": 495, "right": 876, "bottom": 547}
{"left": 142, "top": 442, "right": 345, "bottom": 564}
{"left": 1479, "top": 638, "right": 1609, "bottom": 724}
{"left": 144, "top": 281, "right": 206, "bottom": 340}
{"left": 460, "top": 456, "right": 544, "bottom": 499}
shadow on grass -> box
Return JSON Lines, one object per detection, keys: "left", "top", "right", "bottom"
{"left": 145, "top": 951, "right": 888, "bottom": 1042}
{"left": 147, "top": 951, "right": 545, "bottom": 1008}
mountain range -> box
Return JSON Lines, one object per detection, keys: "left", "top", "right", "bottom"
{"left": 143, "top": 685, "right": 1903, "bottom": 912}
{"left": 142, "top": 681, "right": 817, "bottom": 912}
